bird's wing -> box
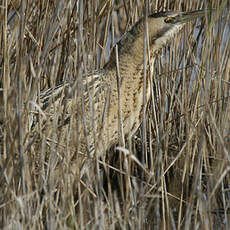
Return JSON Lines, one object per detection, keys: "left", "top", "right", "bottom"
{"left": 30, "top": 70, "right": 111, "bottom": 156}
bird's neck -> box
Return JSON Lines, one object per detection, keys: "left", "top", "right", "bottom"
{"left": 104, "top": 18, "right": 146, "bottom": 72}
{"left": 103, "top": 17, "right": 162, "bottom": 77}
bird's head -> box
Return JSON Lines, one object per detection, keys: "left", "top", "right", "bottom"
{"left": 106, "top": 9, "right": 211, "bottom": 68}
{"left": 148, "top": 10, "right": 210, "bottom": 51}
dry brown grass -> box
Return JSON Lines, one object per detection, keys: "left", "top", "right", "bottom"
{"left": 0, "top": 0, "right": 230, "bottom": 229}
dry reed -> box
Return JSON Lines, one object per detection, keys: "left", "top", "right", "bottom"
{"left": 0, "top": 0, "right": 229, "bottom": 229}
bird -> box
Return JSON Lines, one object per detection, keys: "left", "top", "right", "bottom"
{"left": 32, "top": 10, "right": 209, "bottom": 175}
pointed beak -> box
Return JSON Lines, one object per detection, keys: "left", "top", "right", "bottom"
{"left": 174, "top": 9, "right": 213, "bottom": 24}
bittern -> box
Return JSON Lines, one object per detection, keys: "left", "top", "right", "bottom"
{"left": 35, "top": 10, "right": 208, "bottom": 172}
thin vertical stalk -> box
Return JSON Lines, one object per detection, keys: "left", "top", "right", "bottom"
{"left": 142, "top": 0, "right": 148, "bottom": 163}
{"left": 16, "top": 0, "right": 26, "bottom": 195}
{"left": 3, "top": 0, "right": 9, "bottom": 159}
{"left": 113, "top": 14, "right": 125, "bottom": 149}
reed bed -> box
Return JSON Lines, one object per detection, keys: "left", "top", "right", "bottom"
{"left": 0, "top": 0, "right": 230, "bottom": 229}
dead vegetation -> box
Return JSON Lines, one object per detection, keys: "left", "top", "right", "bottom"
{"left": 0, "top": 0, "right": 230, "bottom": 229}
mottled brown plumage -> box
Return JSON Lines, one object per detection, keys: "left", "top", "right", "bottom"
{"left": 32, "top": 10, "right": 208, "bottom": 174}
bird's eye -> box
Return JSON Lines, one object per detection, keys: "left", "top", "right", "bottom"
{"left": 164, "top": 17, "right": 176, "bottom": 23}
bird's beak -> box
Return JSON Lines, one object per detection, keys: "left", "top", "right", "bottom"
{"left": 173, "top": 9, "right": 213, "bottom": 24}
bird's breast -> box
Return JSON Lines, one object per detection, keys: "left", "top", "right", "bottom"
{"left": 119, "top": 64, "right": 151, "bottom": 138}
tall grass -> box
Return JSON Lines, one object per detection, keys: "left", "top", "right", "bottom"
{"left": 0, "top": 0, "right": 229, "bottom": 229}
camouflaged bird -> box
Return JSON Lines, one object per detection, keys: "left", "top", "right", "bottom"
{"left": 31, "top": 10, "right": 208, "bottom": 174}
